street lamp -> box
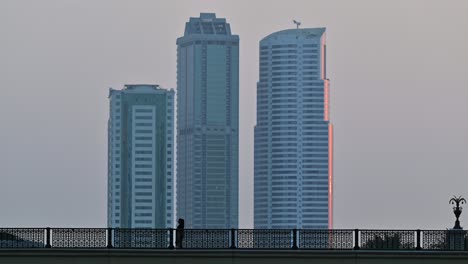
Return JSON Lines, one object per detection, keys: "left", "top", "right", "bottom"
{"left": 449, "top": 196, "right": 466, "bottom": 230}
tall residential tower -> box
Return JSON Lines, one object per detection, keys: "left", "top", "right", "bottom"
{"left": 108, "top": 84, "right": 175, "bottom": 228}
{"left": 254, "top": 28, "right": 333, "bottom": 229}
{"left": 176, "top": 13, "right": 239, "bottom": 228}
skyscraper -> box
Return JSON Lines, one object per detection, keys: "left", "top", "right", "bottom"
{"left": 176, "top": 13, "right": 239, "bottom": 228}
{"left": 108, "top": 84, "right": 175, "bottom": 228}
{"left": 254, "top": 28, "right": 333, "bottom": 229}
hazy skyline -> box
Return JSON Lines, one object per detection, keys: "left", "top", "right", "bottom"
{"left": 1, "top": 0, "right": 467, "bottom": 229}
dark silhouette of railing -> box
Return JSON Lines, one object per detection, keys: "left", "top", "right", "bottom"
{"left": 1, "top": 228, "right": 467, "bottom": 250}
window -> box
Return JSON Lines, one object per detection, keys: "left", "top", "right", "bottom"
{"left": 135, "top": 220, "right": 152, "bottom": 224}
{"left": 135, "top": 144, "right": 152, "bottom": 147}
{"left": 135, "top": 157, "right": 152, "bottom": 161}
{"left": 136, "top": 178, "right": 152, "bottom": 182}
{"left": 135, "top": 185, "right": 152, "bottom": 189}
{"left": 136, "top": 206, "right": 152, "bottom": 210}
{"left": 135, "top": 171, "right": 152, "bottom": 175}
{"left": 135, "top": 213, "right": 152, "bottom": 217}
{"left": 135, "top": 137, "right": 152, "bottom": 140}
{"left": 135, "top": 192, "right": 152, "bottom": 196}
{"left": 136, "top": 199, "right": 152, "bottom": 203}
{"left": 135, "top": 109, "right": 152, "bottom": 113}
{"left": 135, "top": 130, "right": 152, "bottom": 133}
{"left": 135, "top": 116, "right": 152, "bottom": 120}
{"left": 135, "top": 164, "right": 152, "bottom": 168}
{"left": 136, "top": 150, "right": 152, "bottom": 154}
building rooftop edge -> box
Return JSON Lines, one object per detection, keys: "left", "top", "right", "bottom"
{"left": 182, "top": 13, "right": 236, "bottom": 37}
{"left": 108, "top": 84, "right": 175, "bottom": 97}
{"left": 260, "top": 28, "right": 326, "bottom": 43}
{"left": 176, "top": 34, "right": 239, "bottom": 45}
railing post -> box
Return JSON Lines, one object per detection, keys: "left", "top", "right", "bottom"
{"left": 230, "top": 228, "right": 236, "bottom": 249}
{"left": 107, "top": 227, "right": 113, "bottom": 248}
{"left": 354, "top": 229, "right": 360, "bottom": 250}
{"left": 416, "top": 229, "right": 422, "bottom": 250}
{"left": 292, "top": 228, "right": 298, "bottom": 249}
{"left": 168, "top": 228, "right": 175, "bottom": 249}
{"left": 45, "top": 227, "right": 51, "bottom": 248}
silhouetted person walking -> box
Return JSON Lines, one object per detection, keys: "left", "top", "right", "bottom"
{"left": 175, "top": 218, "right": 185, "bottom": 248}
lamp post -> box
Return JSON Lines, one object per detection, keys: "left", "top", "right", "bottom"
{"left": 449, "top": 196, "right": 466, "bottom": 230}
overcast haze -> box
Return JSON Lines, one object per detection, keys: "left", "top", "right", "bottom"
{"left": 1, "top": 0, "right": 467, "bottom": 229}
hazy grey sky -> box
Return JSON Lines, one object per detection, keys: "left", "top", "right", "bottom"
{"left": 1, "top": 0, "right": 467, "bottom": 229}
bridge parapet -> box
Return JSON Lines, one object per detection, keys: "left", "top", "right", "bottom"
{"left": 1, "top": 228, "right": 467, "bottom": 251}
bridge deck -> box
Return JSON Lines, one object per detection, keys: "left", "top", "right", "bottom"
{"left": 2, "top": 249, "right": 468, "bottom": 264}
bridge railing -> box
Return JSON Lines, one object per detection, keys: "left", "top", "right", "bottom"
{"left": 0, "top": 228, "right": 45, "bottom": 248}
{"left": 1, "top": 228, "right": 467, "bottom": 250}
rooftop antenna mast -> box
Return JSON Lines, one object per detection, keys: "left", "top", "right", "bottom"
{"left": 293, "top": 20, "right": 301, "bottom": 29}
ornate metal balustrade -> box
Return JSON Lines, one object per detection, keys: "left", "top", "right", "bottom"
{"left": 237, "top": 229, "right": 292, "bottom": 249}
{"left": 0, "top": 228, "right": 45, "bottom": 248}
{"left": 1, "top": 228, "right": 468, "bottom": 250}
{"left": 360, "top": 230, "right": 416, "bottom": 250}
{"left": 423, "top": 230, "right": 449, "bottom": 250}
{"left": 299, "top": 229, "right": 354, "bottom": 249}
{"left": 422, "top": 230, "right": 468, "bottom": 251}
{"left": 182, "top": 229, "right": 230, "bottom": 249}
{"left": 51, "top": 228, "right": 107, "bottom": 248}
{"left": 114, "top": 229, "right": 169, "bottom": 249}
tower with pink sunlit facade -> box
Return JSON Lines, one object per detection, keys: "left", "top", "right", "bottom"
{"left": 254, "top": 28, "right": 333, "bottom": 229}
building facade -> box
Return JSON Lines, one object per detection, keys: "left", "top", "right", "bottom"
{"left": 176, "top": 13, "right": 239, "bottom": 228}
{"left": 108, "top": 84, "right": 175, "bottom": 228}
{"left": 254, "top": 28, "right": 333, "bottom": 229}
